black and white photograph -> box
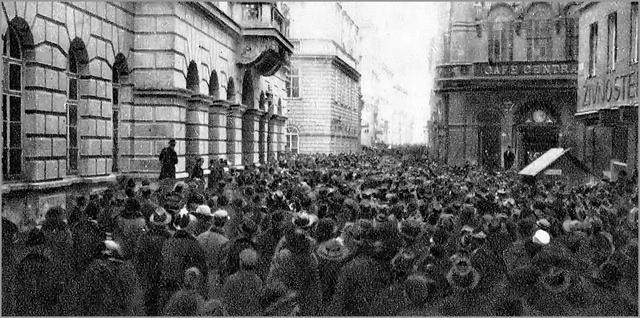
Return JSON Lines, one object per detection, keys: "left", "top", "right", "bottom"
{"left": 0, "top": 1, "right": 638, "bottom": 316}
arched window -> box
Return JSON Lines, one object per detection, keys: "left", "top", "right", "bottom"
{"left": 226, "top": 78, "right": 235, "bottom": 102}
{"left": 111, "top": 53, "right": 128, "bottom": 173}
{"left": 241, "top": 68, "right": 254, "bottom": 107}
{"left": 525, "top": 3, "right": 553, "bottom": 61}
{"left": 209, "top": 70, "right": 220, "bottom": 98}
{"left": 67, "top": 49, "right": 79, "bottom": 174}
{"left": 487, "top": 6, "right": 514, "bottom": 62}
{"left": 285, "top": 125, "right": 299, "bottom": 154}
{"left": 186, "top": 61, "right": 199, "bottom": 92}
{"left": 67, "top": 38, "right": 88, "bottom": 175}
{"left": 2, "top": 25, "right": 23, "bottom": 178}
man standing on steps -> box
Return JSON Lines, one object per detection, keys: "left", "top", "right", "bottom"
{"left": 159, "top": 139, "right": 178, "bottom": 180}
{"left": 503, "top": 146, "right": 515, "bottom": 171}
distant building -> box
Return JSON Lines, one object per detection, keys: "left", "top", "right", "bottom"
{"left": 431, "top": 1, "right": 581, "bottom": 170}
{"left": 573, "top": 2, "right": 638, "bottom": 176}
{"left": 1, "top": 2, "right": 291, "bottom": 229}
{"left": 285, "top": 2, "right": 362, "bottom": 154}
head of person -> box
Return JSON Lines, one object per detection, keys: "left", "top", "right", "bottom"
{"left": 169, "top": 139, "right": 176, "bottom": 149}
{"left": 239, "top": 248, "right": 258, "bottom": 271}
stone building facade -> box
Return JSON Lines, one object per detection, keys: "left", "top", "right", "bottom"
{"left": 573, "top": 2, "right": 638, "bottom": 176}
{"left": 1, "top": 2, "right": 291, "bottom": 229}
{"left": 432, "top": 1, "right": 581, "bottom": 170}
{"left": 284, "top": 2, "right": 362, "bottom": 154}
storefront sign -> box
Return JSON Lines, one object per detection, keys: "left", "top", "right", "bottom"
{"left": 474, "top": 61, "right": 578, "bottom": 77}
{"left": 579, "top": 70, "right": 639, "bottom": 111}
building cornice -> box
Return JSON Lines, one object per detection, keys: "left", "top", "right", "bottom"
{"left": 187, "top": 2, "right": 242, "bottom": 37}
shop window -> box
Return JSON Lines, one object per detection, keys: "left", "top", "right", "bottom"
{"left": 527, "top": 20, "right": 553, "bottom": 61}
{"left": 589, "top": 22, "right": 599, "bottom": 77}
{"left": 607, "top": 12, "right": 618, "bottom": 71}
{"left": 67, "top": 51, "right": 79, "bottom": 174}
{"left": 612, "top": 126, "right": 628, "bottom": 163}
{"left": 489, "top": 21, "right": 514, "bottom": 62}
{"left": 285, "top": 125, "right": 299, "bottom": 154}
{"left": 2, "top": 26, "right": 23, "bottom": 179}
{"left": 631, "top": 3, "right": 638, "bottom": 63}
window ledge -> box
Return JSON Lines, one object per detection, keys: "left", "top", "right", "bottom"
{"left": 1, "top": 174, "right": 117, "bottom": 194}
{"left": 284, "top": 97, "right": 302, "bottom": 100}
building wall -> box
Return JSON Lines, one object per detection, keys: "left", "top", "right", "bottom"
{"left": 575, "top": 2, "right": 638, "bottom": 174}
{"left": 432, "top": 1, "right": 581, "bottom": 169}
{"left": 286, "top": 2, "right": 361, "bottom": 154}
{"left": 1, "top": 1, "right": 290, "bottom": 229}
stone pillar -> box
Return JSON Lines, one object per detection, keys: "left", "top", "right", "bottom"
{"left": 227, "top": 104, "right": 246, "bottom": 167}
{"left": 129, "top": 89, "right": 189, "bottom": 178}
{"left": 186, "top": 95, "right": 211, "bottom": 173}
{"left": 242, "top": 108, "right": 262, "bottom": 166}
{"left": 210, "top": 100, "right": 230, "bottom": 162}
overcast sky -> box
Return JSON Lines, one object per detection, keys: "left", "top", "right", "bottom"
{"left": 344, "top": 2, "right": 440, "bottom": 122}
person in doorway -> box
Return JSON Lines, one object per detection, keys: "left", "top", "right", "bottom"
{"left": 503, "top": 146, "right": 515, "bottom": 170}
{"left": 159, "top": 139, "right": 178, "bottom": 180}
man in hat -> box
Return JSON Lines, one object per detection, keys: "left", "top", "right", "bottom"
{"left": 221, "top": 218, "right": 259, "bottom": 281}
{"left": 137, "top": 207, "right": 173, "bottom": 315}
{"left": 196, "top": 209, "right": 230, "bottom": 299}
{"left": 503, "top": 146, "right": 515, "bottom": 170}
{"left": 159, "top": 139, "right": 178, "bottom": 180}
{"left": 159, "top": 209, "right": 208, "bottom": 310}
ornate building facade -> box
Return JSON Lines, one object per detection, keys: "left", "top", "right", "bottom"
{"left": 284, "top": 2, "right": 362, "bottom": 154}
{"left": 1, "top": 2, "right": 291, "bottom": 228}
{"left": 431, "top": 1, "right": 581, "bottom": 170}
{"left": 573, "top": 2, "right": 638, "bottom": 176}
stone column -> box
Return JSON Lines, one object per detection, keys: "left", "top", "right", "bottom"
{"left": 186, "top": 95, "right": 211, "bottom": 173}
{"left": 129, "top": 89, "right": 189, "bottom": 179}
{"left": 210, "top": 100, "right": 230, "bottom": 162}
{"left": 227, "top": 104, "right": 246, "bottom": 167}
{"left": 242, "top": 108, "right": 262, "bottom": 166}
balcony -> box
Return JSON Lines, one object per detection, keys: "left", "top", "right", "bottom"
{"left": 235, "top": 2, "right": 294, "bottom": 76}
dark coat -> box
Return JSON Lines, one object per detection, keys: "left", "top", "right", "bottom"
{"left": 160, "top": 230, "right": 209, "bottom": 287}
{"left": 327, "top": 254, "right": 393, "bottom": 316}
{"left": 222, "top": 270, "right": 264, "bottom": 316}
{"left": 159, "top": 147, "right": 178, "bottom": 180}
{"left": 267, "top": 249, "right": 322, "bottom": 316}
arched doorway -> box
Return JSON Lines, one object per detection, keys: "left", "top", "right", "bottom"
{"left": 514, "top": 102, "right": 560, "bottom": 167}
{"left": 477, "top": 110, "right": 502, "bottom": 170}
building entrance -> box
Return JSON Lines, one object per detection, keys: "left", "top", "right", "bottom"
{"left": 479, "top": 125, "right": 501, "bottom": 170}
{"left": 514, "top": 106, "right": 560, "bottom": 168}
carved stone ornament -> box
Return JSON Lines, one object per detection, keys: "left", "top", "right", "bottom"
{"left": 238, "top": 37, "right": 281, "bottom": 65}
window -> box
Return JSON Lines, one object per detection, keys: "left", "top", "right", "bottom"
{"left": 67, "top": 51, "right": 79, "bottom": 174}
{"left": 565, "top": 18, "right": 579, "bottom": 60}
{"left": 631, "top": 3, "right": 638, "bottom": 63}
{"left": 285, "top": 67, "right": 299, "bottom": 98}
{"left": 112, "top": 69, "right": 120, "bottom": 173}
{"left": 527, "top": 20, "right": 553, "bottom": 61}
{"left": 607, "top": 12, "right": 618, "bottom": 71}
{"left": 589, "top": 22, "right": 599, "bottom": 77}
{"left": 2, "top": 26, "right": 23, "bottom": 179}
{"left": 285, "top": 125, "right": 299, "bottom": 154}
{"left": 488, "top": 21, "right": 514, "bottom": 62}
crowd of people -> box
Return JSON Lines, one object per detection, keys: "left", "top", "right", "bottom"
{"left": 2, "top": 147, "right": 638, "bottom": 316}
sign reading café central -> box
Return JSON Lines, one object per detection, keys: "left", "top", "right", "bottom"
{"left": 474, "top": 61, "right": 578, "bottom": 77}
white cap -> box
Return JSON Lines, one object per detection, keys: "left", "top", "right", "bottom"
{"left": 213, "top": 209, "right": 229, "bottom": 219}
{"left": 194, "top": 205, "right": 212, "bottom": 217}
{"left": 533, "top": 229, "right": 551, "bottom": 245}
